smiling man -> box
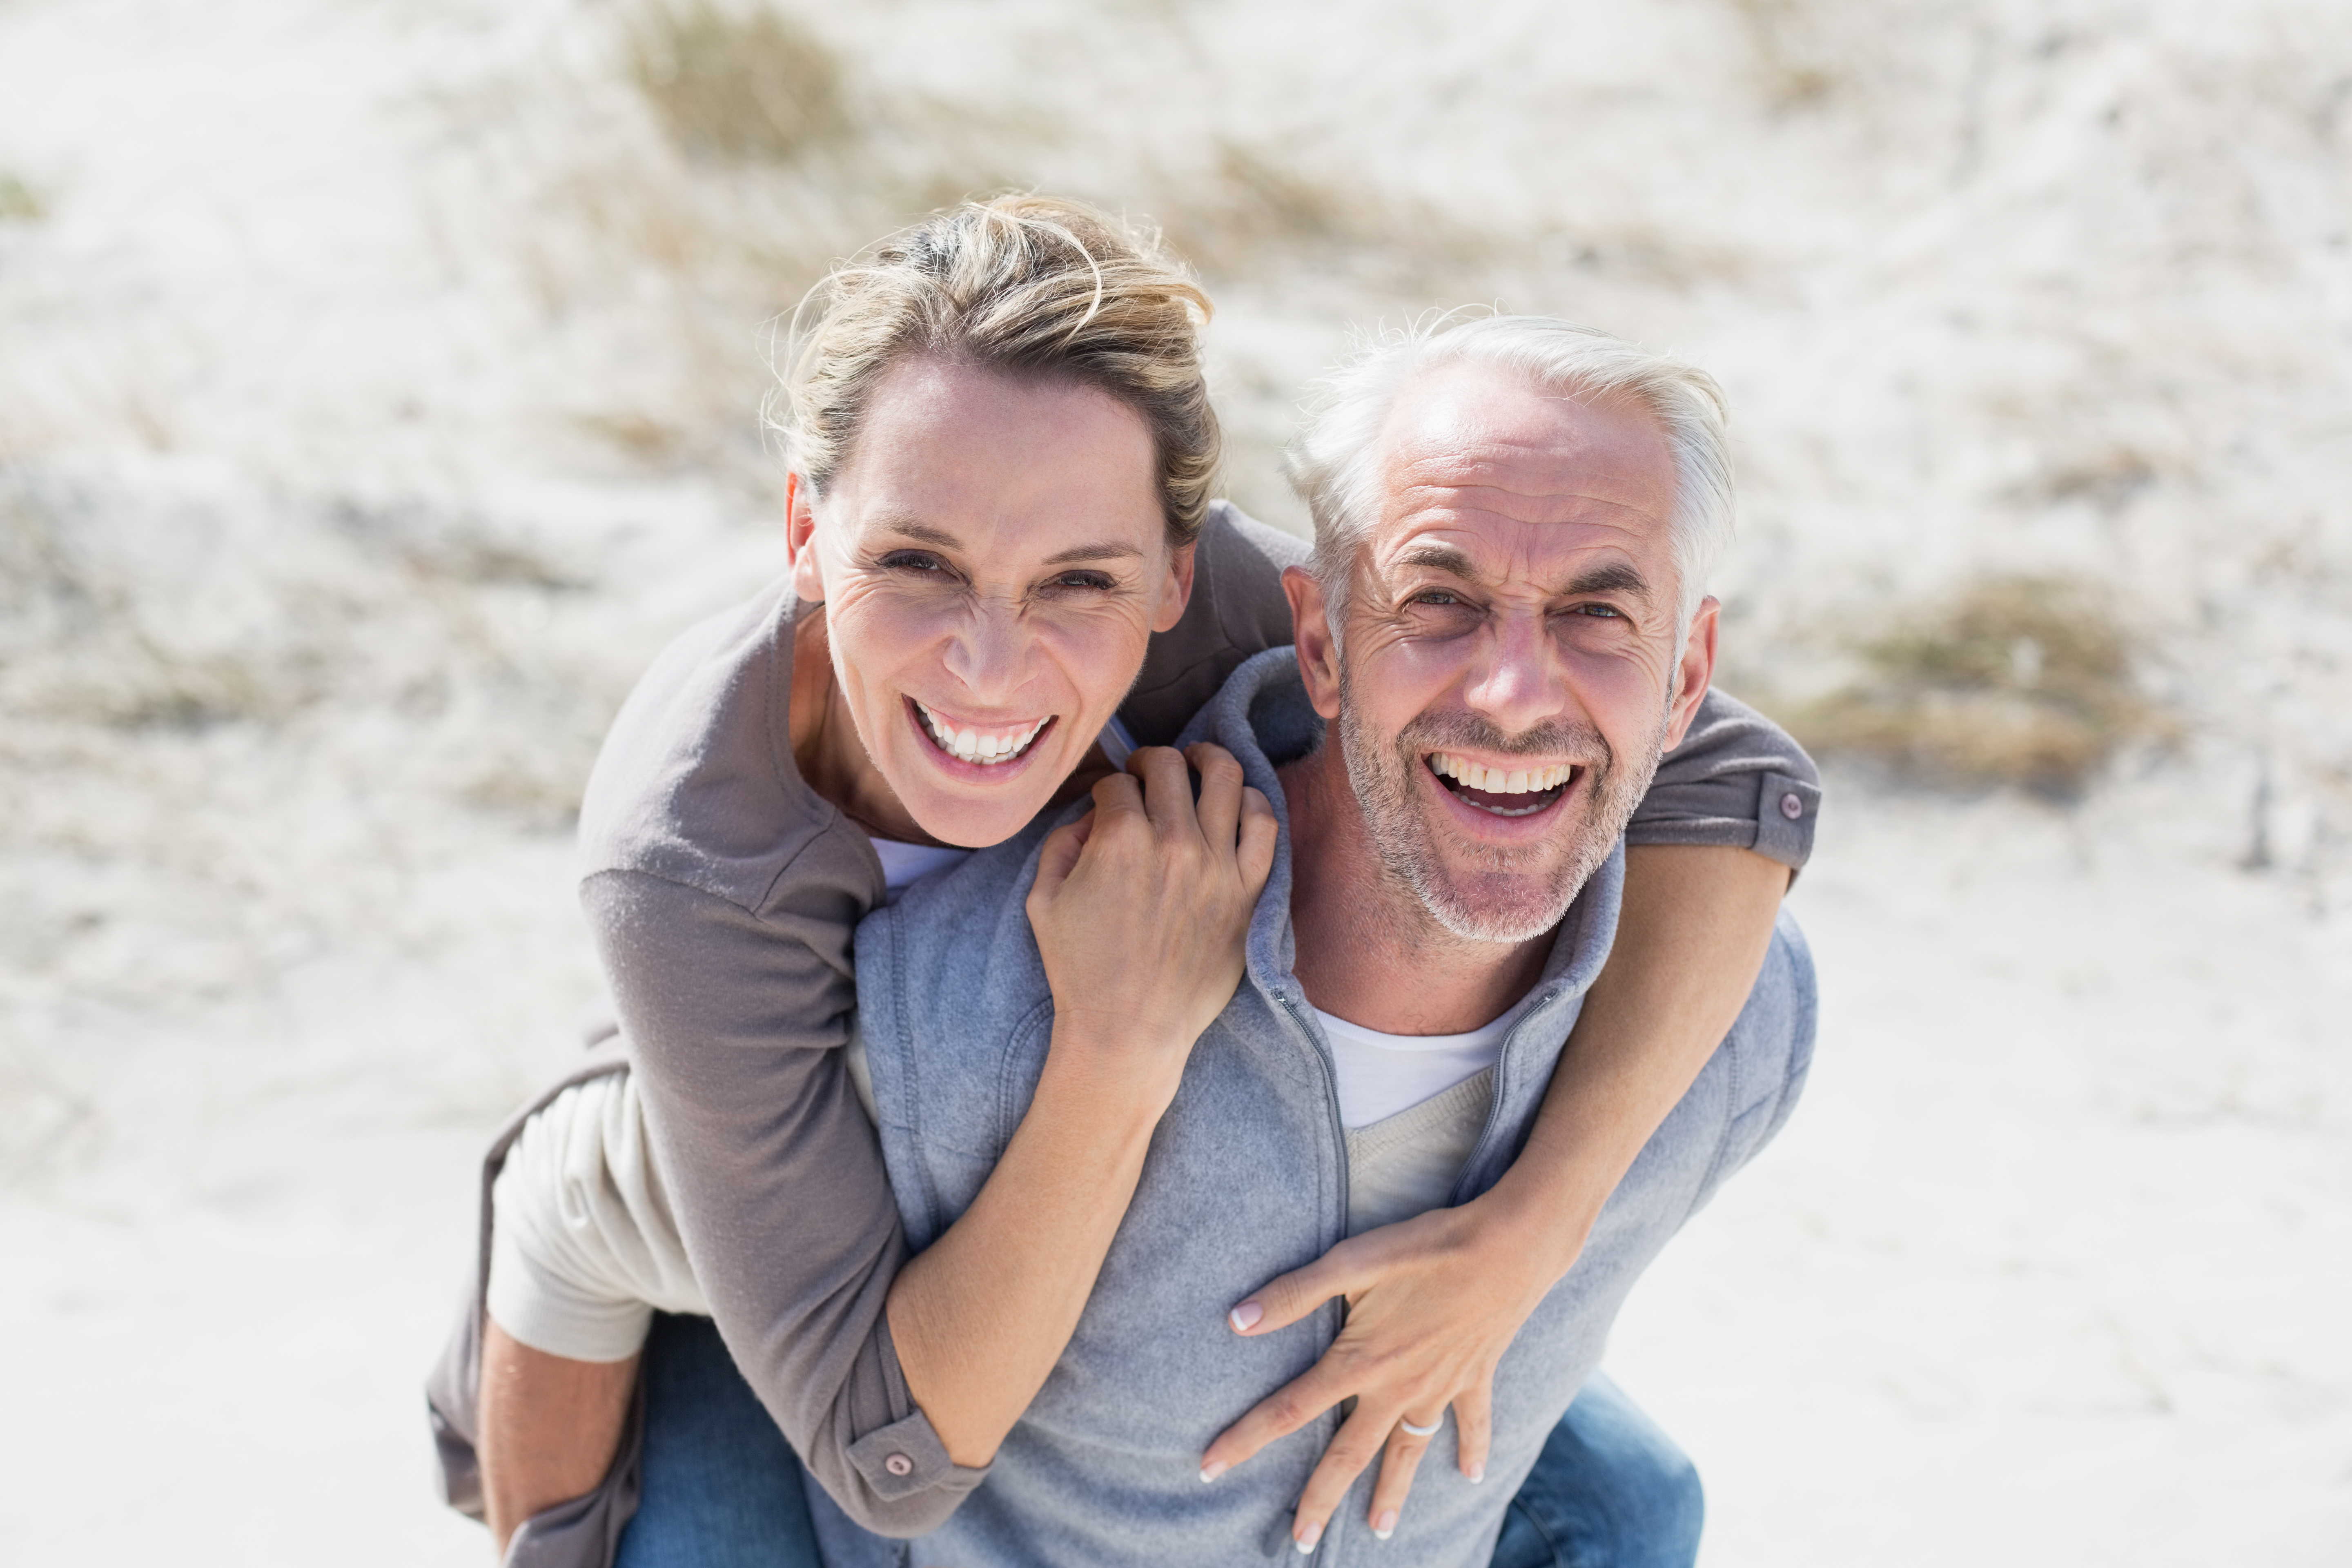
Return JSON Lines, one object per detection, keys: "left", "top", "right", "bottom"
{"left": 823, "top": 316, "right": 1817, "bottom": 1566}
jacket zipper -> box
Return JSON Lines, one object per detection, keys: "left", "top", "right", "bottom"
{"left": 1447, "top": 986, "right": 1562, "bottom": 1208}
{"left": 1274, "top": 989, "right": 1352, "bottom": 1259}
{"left": 1272, "top": 987, "right": 1352, "bottom": 1560}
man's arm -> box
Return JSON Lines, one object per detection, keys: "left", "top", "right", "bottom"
{"left": 477, "top": 1327, "right": 637, "bottom": 1556}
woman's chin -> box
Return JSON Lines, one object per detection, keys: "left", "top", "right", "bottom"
{"left": 896, "top": 786, "right": 1055, "bottom": 850}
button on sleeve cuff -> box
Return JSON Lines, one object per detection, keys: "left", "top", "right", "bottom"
{"left": 1749, "top": 771, "right": 1820, "bottom": 870}
{"left": 846, "top": 1410, "right": 990, "bottom": 1502}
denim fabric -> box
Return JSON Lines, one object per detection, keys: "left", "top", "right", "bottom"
{"left": 615, "top": 1313, "right": 822, "bottom": 1568}
{"left": 623, "top": 1312, "right": 1696, "bottom": 1568}
{"left": 1491, "top": 1372, "right": 1704, "bottom": 1568}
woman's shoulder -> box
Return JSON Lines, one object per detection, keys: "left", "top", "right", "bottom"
{"left": 1120, "top": 501, "right": 1310, "bottom": 748}
{"left": 577, "top": 576, "right": 872, "bottom": 912}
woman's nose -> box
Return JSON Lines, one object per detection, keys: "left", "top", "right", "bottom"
{"left": 941, "top": 597, "right": 1029, "bottom": 699}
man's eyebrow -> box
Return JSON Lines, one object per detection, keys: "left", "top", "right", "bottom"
{"left": 1392, "top": 547, "right": 1655, "bottom": 604}
{"left": 1557, "top": 562, "right": 1653, "bottom": 602}
{"left": 1392, "top": 543, "right": 1479, "bottom": 577}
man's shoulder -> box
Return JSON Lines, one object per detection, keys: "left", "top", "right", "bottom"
{"left": 854, "top": 809, "right": 1070, "bottom": 1045}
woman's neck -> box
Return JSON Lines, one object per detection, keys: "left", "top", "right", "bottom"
{"left": 788, "top": 606, "right": 946, "bottom": 847}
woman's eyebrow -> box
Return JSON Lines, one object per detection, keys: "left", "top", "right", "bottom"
{"left": 1042, "top": 541, "right": 1145, "bottom": 566}
{"left": 874, "top": 517, "right": 962, "bottom": 550}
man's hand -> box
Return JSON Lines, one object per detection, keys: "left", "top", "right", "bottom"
{"left": 1198, "top": 1195, "right": 1577, "bottom": 1547}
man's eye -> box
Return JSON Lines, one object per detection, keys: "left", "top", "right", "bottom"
{"left": 1409, "top": 590, "right": 1464, "bottom": 607}
{"left": 1568, "top": 602, "right": 1625, "bottom": 619}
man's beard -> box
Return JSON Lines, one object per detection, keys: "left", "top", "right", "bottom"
{"left": 1336, "top": 662, "right": 1668, "bottom": 945}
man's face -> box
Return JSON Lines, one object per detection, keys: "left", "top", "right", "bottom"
{"left": 1290, "top": 361, "right": 1718, "bottom": 943}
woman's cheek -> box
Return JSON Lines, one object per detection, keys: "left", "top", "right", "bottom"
{"left": 1037, "top": 610, "right": 1153, "bottom": 717}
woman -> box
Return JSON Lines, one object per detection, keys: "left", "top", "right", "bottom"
{"left": 430, "top": 194, "right": 1814, "bottom": 1564}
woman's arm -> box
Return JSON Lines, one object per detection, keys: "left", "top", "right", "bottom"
{"left": 886, "top": 744, "right": 1277, "bottom": 1465}
{"left": 1201, "top": 840, "right": 1797, "bottom": 1542}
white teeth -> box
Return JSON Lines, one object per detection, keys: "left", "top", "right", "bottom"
{"left": 1430, "top": 753, "right": 1575, "bottom": 799}
{"left": 917, "top": 702, "right": 1049, "bottom": 767}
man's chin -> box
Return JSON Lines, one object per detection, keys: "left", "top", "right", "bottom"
{"left": 1409, "top": 866, "right": 1587, "bottom": 945}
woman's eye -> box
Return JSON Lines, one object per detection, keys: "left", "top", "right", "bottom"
{"left": 880, "top": 551, "right": 951, "bottom": 576}
{"left": 1047, "top": 571, "right": 1118, "bottom": 593}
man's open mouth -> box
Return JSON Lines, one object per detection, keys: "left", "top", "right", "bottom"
{"left": 1427, "top": 752, "right": 1578, "bottom": 818}
{"left": 913, "top": 699, "right": 1053, "bottom": 767}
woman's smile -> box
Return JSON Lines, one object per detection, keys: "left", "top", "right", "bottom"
{"left": 909, "top": 697, "right": 1058, "bottom": 771}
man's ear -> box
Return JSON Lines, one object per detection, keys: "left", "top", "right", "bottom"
{"left": 1659, "top": 595, "right": 1721, "bottom": 752}
{"left": 1283, "top": 564, "right": 1343, "bottom": 721}
{"left": 1151, "top": 539, "right": 1198, "bottom": 634}
{"left": 785, "top": 472, "right": 824, "bottom": 604}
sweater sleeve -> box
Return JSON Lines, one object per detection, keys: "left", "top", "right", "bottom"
{"left": 1629, "top": 687, "right": 1822, "bottom": 871}
{"left": 584, "top": 866, "right": 990, "bottom": 1537}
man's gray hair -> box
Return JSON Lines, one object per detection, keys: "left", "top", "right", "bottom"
{"left": 1285, "top": 314, "right": 1735, "bottom": 637}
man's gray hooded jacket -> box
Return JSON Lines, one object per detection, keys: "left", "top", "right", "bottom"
{"left": 833, "top": 648, "right": 1817, "bottom": 1567}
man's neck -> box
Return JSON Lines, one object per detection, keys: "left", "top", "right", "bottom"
{"left": 1277, "top": 743, "right": 1552, "bottom": 1036}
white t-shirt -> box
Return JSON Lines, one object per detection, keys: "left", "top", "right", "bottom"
{"left": 1314, "top": 996, "right": 1532, "bottom": 1129}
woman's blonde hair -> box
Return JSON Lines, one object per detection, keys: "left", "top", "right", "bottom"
{"left": 770, "top": 194, "right": 1220, "bottom": 544}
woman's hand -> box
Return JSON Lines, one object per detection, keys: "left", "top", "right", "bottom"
{"left": 1198, "top": 1192, "right": 1581, "bottom": 1547}
{"left": 1025, "top": 742, "right": 1277, "bottom": 1103}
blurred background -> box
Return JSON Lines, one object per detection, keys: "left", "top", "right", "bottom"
{"left": 1, "top": 0, "right": 2348, "bottom": 1561}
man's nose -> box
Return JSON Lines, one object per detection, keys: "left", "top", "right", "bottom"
{"left": 941, "top": 594, "right": 1030, "bottom": 700}
{"left": 1461, "top": 608, "right": 1570, "bottom": 735}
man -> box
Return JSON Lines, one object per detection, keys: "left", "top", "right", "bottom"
{"left": 819, "top": 315, "right": 1815, "bottom": 1564}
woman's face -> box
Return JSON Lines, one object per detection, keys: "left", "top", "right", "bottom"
{"left": 790, "top": 355, "right": 1192, "bottom": 849}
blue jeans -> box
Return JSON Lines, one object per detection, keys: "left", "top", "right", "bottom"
{"left": 614, "top": 1313, "right": 820, "bottom": 1568}
{"left": 617, "top": 1314, "right": 1700, "bottom": 1567}
{"left": 1489, "top": 1371, "right": 1703, "bottom": 1568}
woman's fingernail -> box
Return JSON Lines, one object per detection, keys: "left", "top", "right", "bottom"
{"left": 1467, "top": 1463, "right": 1486, "bottom": 1484}
{"left": 1372, "top": 1509, "right": 1398, "bottom": 1540}
{"left": 1293, "top": 1519, "right": 1323, "bottom": 1552}
{"left": 1228, "top": 1300, "right": 1264, "bottom": 1333}
{"left": 1199, "top": 1460, "right": 1227, "bottom": 1484}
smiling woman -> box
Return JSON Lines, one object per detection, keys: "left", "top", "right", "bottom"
{"left": 781, "top": 356, "right": 1185, "bottom": 850}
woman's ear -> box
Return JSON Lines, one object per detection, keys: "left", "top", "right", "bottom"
{"left": 1151, "top": 539, "right": 1199, "bottom": 634}
{"left": 1283, "top": 564, "right": 1343, "bottom": 721}
{"left": 785, "top": 473, "right": 825, "bottom": 604}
